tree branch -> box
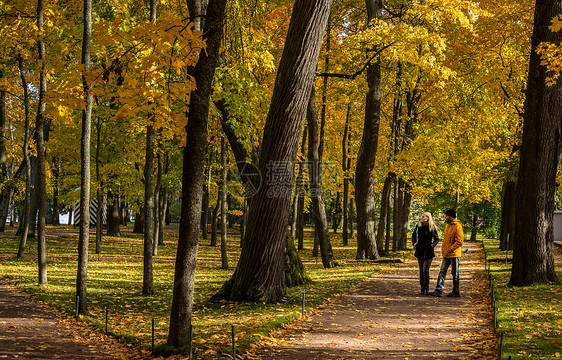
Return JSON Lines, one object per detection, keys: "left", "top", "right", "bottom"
{"left": 316, "top": 42, "right": 395, "bottom": 79}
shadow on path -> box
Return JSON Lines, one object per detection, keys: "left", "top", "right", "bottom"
{"left": 247, "top": 242, "right": 497, "bottom": 360}
{"left": 0, "top": 280, "right": 149, "bottom": 359}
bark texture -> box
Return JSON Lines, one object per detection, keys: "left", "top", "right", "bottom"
{"left": 214, "top": 0, "right": 333, "bottom": 303}
{"left": 342, "top": 104, "right": 351, "bottom": 246}
{"left": 76, "top": 0, "right": 93, "bottom": 314}
{"left": 167, "top": 0, "right": 227, "bottom": 348}
{"left": 17, "top": 56, "right": 31, "bottom": 258}
{"left": 355, "top": 0, "right": 382, "bottom": 260}
{"left": 307, "top": 87, "right": 336, "bottom": 268}
{"left": 499, "top": 180, "right": 516, "bottom": 251}
{"left": 510, "top": 0, "right": 561, "bottom": 285}
{"left": 220, "top": 137, "right": 228, "bottom": 269}
{"left": 143, "top": 124, "right": 155, "bottom": 295}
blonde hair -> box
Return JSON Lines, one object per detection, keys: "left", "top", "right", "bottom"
{"left": 418, "top": 212, "right": 437, "bottom": 233}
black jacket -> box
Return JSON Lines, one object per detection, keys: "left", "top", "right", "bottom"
{"left": 412, "top": 224, "right": 439, "bottom": 260}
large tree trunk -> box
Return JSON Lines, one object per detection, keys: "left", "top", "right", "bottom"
{"left": 355, "top": 0, "right": 382, "bottom": 260}
{"left": 35, "top": 0, "right": 48, "bottom": 285}
{"left": 307, "top": 87, "right": 336, "bottom": 268}
{"left": 167, "top": 0, "right": 227, "bottom": 348}
{"left": 214, "top": 0, "right": 332, "bottom": 303}
{"left": 510, "top": 0, "right": 561, "bottom": 286}
{"left": 76, "top": 0, "right": 93, "bottom": 314}
{"left": 17, "top": 55, "right": 31, "bottom": 258}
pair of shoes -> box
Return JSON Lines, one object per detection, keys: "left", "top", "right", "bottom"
{"left": 430, "top": 291, "right": 443, "bottom": 297}
{"left": 446, "top": 292, "right": 460, "bottom": 297}
{"left": 419, "top": 289, "right": 426, "bottom": 295}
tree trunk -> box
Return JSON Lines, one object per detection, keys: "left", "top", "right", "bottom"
{"left": 332, "top": 192, "right": 341, "bottom": 233}
{"left": 307, "top": 87, "right": 336, "bottom": 268}
{"left": 76, "top": 0, "right": 93, "bottom": 314}
{"left": 210, "top": 193, "right": 220, "bottom": 247}
{"left": 349, "top": 193, "right": 354, "bottom": 238}
{"left": 201, "top": 167, "right": 210, "bottom": 239}
{"left": 285, "top": 231, "right": 311, "bottom": 287}
{"left": 17, "top": 55, "right": 31, "bottom": 258}
{"left": 213, "top": 0, "right": 332, "bottom": 303}
{"left": 470, "top": 213, "right": 478, "bottom": 242}
{"left": 158, "top": 187, "right": 167, "bottom": 246}
{"left": 292, "top": 126, "right": 307, "bottom": 246}
{"left": 220, "top": 137, "right": 228, "bottom": 269}
{"left": 0, "top": 190, "right": 13, "bottom": 232}
{"left": 106, "top": 191, "right": 121, "bottom": 236}
{"left": 51, "top": 159, "right": 60, "bottom": 225}
{"left": 95, "top": 115, "right": 102, "bottom": 255}
{"left": 355, "top": 0, "right": 382, "bottom": 260}
{"left": 342, "top": 104, "right": 351, "bottom": 246}
{"left": 297, "top": 186, "right": 305, "bottom": 250}
{"left": 510, "top": 0, "right": 561, "bottom": 286}
{"left": 376, "top": 173, "right": 393, "bottom": 254}
{"left": 398, "top": 181, "right": 412, "bottom": 250}
{"left": 133, "top": 208, "right": 144, "bottom": 233}
{"left": 153, "top": 152, "right": 162, "bottom": 255}
{"left": 0, "top": 74, "right": 9, "bottom": 231}
{"left": 143, "top": 123, "right": 155, "bottom": 295}
{"left": 500, "top": 180, "right": 516, "bottom": 250}
{"left": 290, "top": 181, "right": 299, "bottom": 240}
{"left": 167, "top": 0, "right": 227, "bottom": 348}
{"left": 95, "top": 187, "right": 103, "bottom": 255}
{"left": 35, "top": 0, "right": 48, "bottom": 286}
{"left": 392, "top": 177, "right": 399, "bottom": 252}
{"left": 384, "top": 194, "right": 388, "bottom": 254}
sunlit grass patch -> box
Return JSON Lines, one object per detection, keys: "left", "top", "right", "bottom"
{"left": 482, "top": 238, "right": 562, "bottom": 360}
{"left": 0, "top": 225, "right": 405, "bottom": 359}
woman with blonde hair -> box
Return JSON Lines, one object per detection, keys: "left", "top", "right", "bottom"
{"left": 412, "top": 212, "right": 440, "bottom": 295}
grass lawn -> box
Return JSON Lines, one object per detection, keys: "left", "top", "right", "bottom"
{"left": 482, "top": 238, "right": 562, "bottom": 360}
{"left": 0, "top": 225, "right": 404, "bottom": 359}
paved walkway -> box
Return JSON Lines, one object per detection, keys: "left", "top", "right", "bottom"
{"left": 0, "top": 280, "right": 148, "bottom": 359}
{"left": 246, "top": 242, "right": 497, "bottom": 360}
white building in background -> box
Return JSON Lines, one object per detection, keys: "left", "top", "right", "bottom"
{"left": 554, "top": 211, "right": 562, "bottom": 243}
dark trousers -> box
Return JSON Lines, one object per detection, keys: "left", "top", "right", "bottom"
{"left": 435, "top": 257, "right": 460, "bottom": 294}
{"left": 417, "top": 258, "right": 433, "bottom": 290}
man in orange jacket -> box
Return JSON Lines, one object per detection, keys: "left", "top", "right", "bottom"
{"left": 431, "top": 209, "right": 464, "bottom": 297}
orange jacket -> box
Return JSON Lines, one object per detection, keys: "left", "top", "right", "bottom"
{"left": 442, "top": 220, "right": 464, "bottom": 258}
